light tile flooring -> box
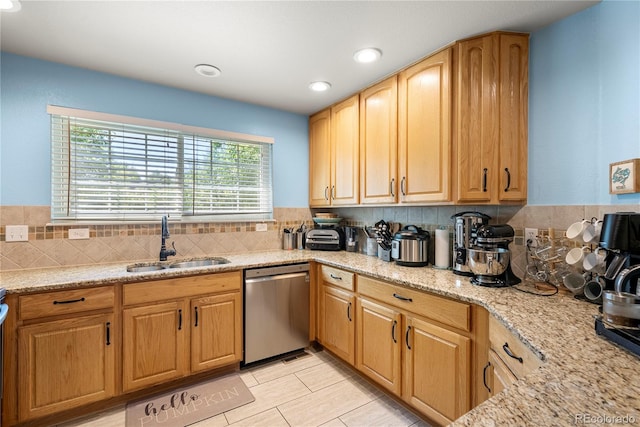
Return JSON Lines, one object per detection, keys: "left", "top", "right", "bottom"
{"left": 59, "top": 349, "right": 431, "bottom": 427}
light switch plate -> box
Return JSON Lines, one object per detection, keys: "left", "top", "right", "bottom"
{"left": 6, "top": 225, "right": 29, "bottom": 242}
{"left": 69, "top": 228, "right": 90, "bottom": 240}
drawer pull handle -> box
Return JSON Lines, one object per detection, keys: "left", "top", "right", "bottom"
{"left": 405, "top": 326, "right": 412, "bottom": 350}
{"left": 53, "top": 297, "right": 86, "bottom": 305}
{"left": 194, "top": 306, "right": 199, "bottom": 327}
{"left": 393, "top": 293, "right": 413, "bottom": 302}
{"left": 178, "top": 309, "right": 183, "bottom": 331}
{"left": 347, "top": 302, "right": 352, "bottom": 322}
{"left": 483, "top": 362, "right": 491, "bottom": 393}
{"left": 502, "top": 342, "right": 523, "bottom": 363}
{"left": 324, "top": 186, "right": 329, "bottom": 201}
{"left": 390, "top": 178, "right": 395, "bottom": 198}
{"left": 106, "top": 322, "right": 111, "bottom": 346}
{"left": 330, "top": 274, "right": 342, "bottom": 280}
{"left": 400, "top": 176, "right": 406, "bottom": 196}
{"left": 391, "top": 320, "right": 397, "bottom": 343}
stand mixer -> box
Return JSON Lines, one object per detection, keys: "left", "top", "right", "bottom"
{"left": 467, "top": 224, "right": 521, "bottom": 287}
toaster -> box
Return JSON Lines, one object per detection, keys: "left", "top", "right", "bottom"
{"left": 305, "top": 227, "right": 345, "bottom": 251}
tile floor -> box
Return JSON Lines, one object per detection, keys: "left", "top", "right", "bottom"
{"left": 59, "top": 349, "right": 431, "bottom": 427}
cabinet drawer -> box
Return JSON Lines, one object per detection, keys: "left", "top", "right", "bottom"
{"left": 358, "top": 275, "right": 470, "bottom": 332}
{"left": 320, "top": 265, "right": 355, "bottom": 291}
{"left": 19, "top": 286, "right": 114, "bottom": 320}
{"left": 123, "top": 271, "right": 241, "bottom": 306}
{"left": 489, "top": 316, "right": 542, "bottom": 379}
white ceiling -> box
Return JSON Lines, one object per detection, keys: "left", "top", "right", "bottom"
{"left": 1, "top": 0, "right": 599, "bottom": 115}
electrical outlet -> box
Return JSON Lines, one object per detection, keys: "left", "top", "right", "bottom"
{"left": 525, "top": 228, "right": 538, "bottom": 247}
{"left": 5, "top": 225, "right": 29, "bottom": 242}
{"left": 255, "top": 223, "right": 268, "bottom": 232}
{"left": 69, "top": 228, "right": 90, "bottom": 240}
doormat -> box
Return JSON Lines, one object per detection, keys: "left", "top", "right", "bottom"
{"left": 125, "top": 374, "right": 254, "bottom": 427}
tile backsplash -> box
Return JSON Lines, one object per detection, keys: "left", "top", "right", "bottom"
{"left": 1, "top": 204, "right": 637, "bottom": 272}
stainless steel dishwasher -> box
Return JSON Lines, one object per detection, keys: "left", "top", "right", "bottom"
{"left": 244, "top": 263, "right": 310, "bottom": 364}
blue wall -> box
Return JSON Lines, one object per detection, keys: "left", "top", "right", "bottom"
{"left": 0, "top": 53, "right": 309, "bottom": 207}
{"left": 529, "top": 0, "right": 640, "bottom": 205}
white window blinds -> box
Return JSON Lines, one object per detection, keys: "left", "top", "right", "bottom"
{"left": 50, "top": 107, "right": 273, "bottom": 221}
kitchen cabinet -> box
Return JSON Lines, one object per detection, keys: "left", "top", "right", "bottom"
{"left": 122, "top": 271, "right": 242, "bottom": 392}
{"left": 15, "top": 287, "right": 116, "bottom": 421}
{"left": 309, "top": 95, "right": 359, "bottom": 207}
{"left": 356, "top": 274, "right": 474, "bottom": 425}
{"left": 398, "top": 48, "right": 452, "bottom": 203}
{"left": 360, "top": 76, "right": 398, "bottom": 204}
{"left": 318, "top": 265, "right": 356, "bottom": 365}
{"left": 454, "top": 32, "right": 528, "bottom": 203}
{"left": 482, "top": 315, "right": 542, "bottom": 398}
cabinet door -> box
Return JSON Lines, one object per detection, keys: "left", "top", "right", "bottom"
{"left": 360, "top": 76, "right": 398, "bottom": 204}
{"left": 403, "top": 315, "right": 471, "bottom": 425}
{"left": 398, "top": 48, "right": 451, "bottom": 203}
{"left": 18, "top": 313, "right": 115, "bottom": 420}
{"left": 309, "top": 109, "right": 332, "bottom": 207}
{"left": 488, "top": 349, "right": 517, "bottom": 397}
{"left": 356, "top": 298, "right": 402, "bottom": 395}
{"left": 455, "top": 35, "right": 498, "bottom": 202}
{"left": 191, "top": 292, "right": 242, "bottom": 372}
{"left": 331, "top": 95, "right": 360, "bottom": 205}
{"left": 123, "top": 301, "right": 188, "bottom": 392}
{"left": 320, "top": 285, "right": 355, "bottom": 365}
{"left": 498, "top": 34, "right": 528, "bottom": 201}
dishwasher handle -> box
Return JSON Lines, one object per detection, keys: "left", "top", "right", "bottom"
{"left": 245, "top": 271, "right": 309, "bottom": 285}
{"left": 0, "top": 303, "right": 8, "bottom": 325}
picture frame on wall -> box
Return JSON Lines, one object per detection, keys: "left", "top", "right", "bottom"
{"left": 609, "top": 158, "right": 640, "bottom": 194}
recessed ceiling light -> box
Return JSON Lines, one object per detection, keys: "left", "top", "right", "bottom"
{"left": 0, "top": 0, "right": 21, "bottom": 12}
{"left": 194, "top": 64, "right": 221, "bottom": 78}
{"left": 309, "top": 81, "right": 331, "bottom": 92}
{"left": 353, "top": 48, "right": 382, "bottom": 64}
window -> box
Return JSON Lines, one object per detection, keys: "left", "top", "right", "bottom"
{"left": 49, "top": 106, "right": 273, "bottom": 221}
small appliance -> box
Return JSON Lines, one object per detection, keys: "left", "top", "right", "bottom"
{"left": 451, "top": 211, "right": 491, "bottom": 276}
{"left": 345, "top": 226, "right": 359, "bottom": 253}
{"left": 305, "top": 225, "right": 345, "bottom": 251}
{"left": 468, "top": 224, "right": 521, "bottom": 287}
{"left": 391, "top": 225, "right": 430, "bottom": 267}
{"left": 599, "top": 212, "right": 640, "bottom": 293}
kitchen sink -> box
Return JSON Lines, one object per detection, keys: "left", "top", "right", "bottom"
{"left": 126, "top": 263, "right": 166, "bottom": 273}
{"left": 126, "top": 257, "right": 230, "bottom": 272}
{"left": 168, "top": 258, "right": 230, "bottom": 269}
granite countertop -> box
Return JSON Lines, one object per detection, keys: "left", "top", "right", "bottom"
{"left": 2, "top": 250, "right": 639, "bottom": 426}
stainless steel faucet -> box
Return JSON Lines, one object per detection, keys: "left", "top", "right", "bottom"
{"left": 159, "top": 215, "right": 177, "bottom": 261}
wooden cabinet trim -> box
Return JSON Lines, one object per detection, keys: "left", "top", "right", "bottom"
{"left": 358, "top": 275, "right": 470, "bottom": 332}
{"left": 123, "top": 270, "right": 241, "bottom": 306}
{"left": 18, "top": 286, "right": 114, "bottom": 320}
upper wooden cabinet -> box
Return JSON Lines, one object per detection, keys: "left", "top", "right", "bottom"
{"left": 454, "top": 32, "right": 528, "bottom": 203}
{"left": 309, "top": 95, "right": 359, "bottom": 207}
{"left": 398, "top": 48, "right": 452, "bottom": 203}
{"left": 360, "top": 76, "right": 398, "bottom": 204}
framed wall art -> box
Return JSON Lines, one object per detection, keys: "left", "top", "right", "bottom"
{"left": 609, "top": 158, "right": 640, "bottom": 194}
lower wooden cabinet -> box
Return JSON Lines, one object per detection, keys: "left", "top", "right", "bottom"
{"left": 320, "top": 284, "right": 356, "bottom": 365}
{"left": 404, "top": 315, "right": 470, "bottom": 425}
{"left": 18, "top": 313, "right": 115, "bottom": 420}
{"left": 356, "top": 297, "right": 402, "bottom": 395}
{"left": 122, "top": 272, "right": 243, "bottom": 393}
{"left": 122, "top": 301, "right": 188, "bottom": 391}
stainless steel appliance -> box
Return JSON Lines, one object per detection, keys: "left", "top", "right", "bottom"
{"left": 468, "top": 224, "right": 521, "bottom": 287}
{"left": 451, "top": 211, "right": 491, "bottom": 276}
{"left": 0, "top": 288, "right": 8, "bottom": 420}
{"left": 243, "top": 263, "right": 310, "bottom": 364}
{"left": 391, "top": 225, "right": 430, "bottom": 267}
{"left": 599, "top": 212, "right": 640, "bottom": 293}
{"left": 305, "top": 226, "right": 345, "bottom": 251}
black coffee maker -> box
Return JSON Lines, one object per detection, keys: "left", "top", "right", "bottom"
{"left": 599, "top": 212, "right": 640, "bottom": 293}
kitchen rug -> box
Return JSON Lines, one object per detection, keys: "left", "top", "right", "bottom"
{"left": 125, "top": 374, "right": 254, "bottom": 427}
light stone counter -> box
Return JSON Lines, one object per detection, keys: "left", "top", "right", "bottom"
{"left": 1, "top": 250, "right": 639, "bottom": 426}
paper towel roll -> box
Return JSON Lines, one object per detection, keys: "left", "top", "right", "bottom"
{"left": 435, "top": 228, "right": 450, "bottom": 268}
